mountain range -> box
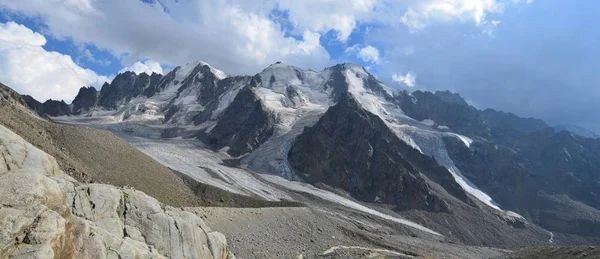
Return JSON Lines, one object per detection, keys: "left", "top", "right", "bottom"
{"left": 5, "top": 60, "right": 600, "bottom": 257}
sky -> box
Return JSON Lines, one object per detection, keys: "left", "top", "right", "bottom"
{"left": 0, "top": 0, "right": 598, "bottom": 132}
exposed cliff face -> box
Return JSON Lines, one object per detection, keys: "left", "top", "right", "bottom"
{"left": 443, "top": 108, "right": 600, "bottom": 239}
{"left": 396, "top": 90, "right": 490, "bottom": 138}
{"left": 42, "top": 99, "right": 72, "bottom": 116}
{"left": 200, "top": 85, "right": 276, "bottom": 157}
{"left": 0, "top": 124, "right": 234, "bottom": 259}
{"left": 98, "top": 72, "right": 163, "bottom": 109}
{"left": 480, "top": 108, "right": 548, "bottom": 134}
{"left": 289, "top": 94, "right": 470, "bottom": 213}
{"left": 19, "top": 93, "right": 73, "bottom": 117}
{"left": 21, "top": 95, "right": 44, "bottom": 115}
{"left": 72, "top": 86, "right": 98, "bottom": 115}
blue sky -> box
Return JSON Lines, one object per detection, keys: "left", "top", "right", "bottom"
{"left": 0, "top": 0, "right": 599, "bottom": 132}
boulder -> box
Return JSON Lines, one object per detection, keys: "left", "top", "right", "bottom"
{"left": 0, "top": 124, "right": 233, "bottom": 259}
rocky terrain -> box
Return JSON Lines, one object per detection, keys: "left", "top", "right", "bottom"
{"left": 499, "top": 246, "right": 600, "bottom": 259}
{"left": 2, "top": 56, "right": 600, "bottom": 258}
{"left": 0, "top": 123, "right": 233, "bottom": 258}
{"left": 1, "top": 82, "right": 203, "bottom": 207}
{"left": 1, "top": 74, "right": 516, "bottom": 259}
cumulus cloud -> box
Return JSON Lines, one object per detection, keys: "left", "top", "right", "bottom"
{"left": 392, "top": 72, "right": 417, "bottom": 87}
{"left": 0, "top": 0, "right": 331, "bottom": 75}
{"left": 358, "top": 45, "right": 381, "bottom": 64}
{"left": 346, "top": 44, "right": 381, "bottom": 64}
{"left": 120, "top": 60, "right": 163, "bottom": 75}
{"left": 0, "top": 21, "right": 109, "bottom": 102}
{"left": 400, "top": 0, "right": 504, "bottom": 32}
{"left": 272, "top": 0, "right": 380, "bottom": 42}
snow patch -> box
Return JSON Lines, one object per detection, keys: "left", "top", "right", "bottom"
{"left": 261, "top": 174, "right": 442, "bottom": 236}
{"left": 421, "top": 119, "right": 435, "bottom": 126}
{"left": 452, "top": 133, "right": 473, "bottom": 148}
{"left": 321, "top": 246, "right": 410, "bottom": 257}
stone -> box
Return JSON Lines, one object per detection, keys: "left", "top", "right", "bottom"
{"left": 0, "top": 124, "right": 233, "bottom": 259}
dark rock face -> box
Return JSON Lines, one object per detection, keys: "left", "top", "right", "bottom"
{"left": 381, "top": 89, "right": 600, "bottom": 239}
{"left": 98, "top": 72, "right": 162, "bottom": 109}
{"left": 289, "top": 94, "right": 472, "bottom": 213}
{"left": 396, "top": 90, "right": 491, "bottom": 138}
{"left": 21, "top": 95, "right": 44, "bottom": 115}
{"left": 554, "top": 124, "right": 600, "bottom": 139}
{"left": 480, "top": 108, "right": 548, "bottom": 133}
{"left": 200, "top": 85, "right": 275, "bottom": 157}
{"left": 72, "top": 86, "right": 98, "bottom": 115}
{"left": 41, "top": 99, "right": 71, "bottom": 116}
{"left": 434, "top": 90, "right": 469, "bottom": 106}
{"left": 144, "top": 69, "right": 174, "bottom": 98}
{"left": 444, "top": 113, "right": 600, "bottom": 238}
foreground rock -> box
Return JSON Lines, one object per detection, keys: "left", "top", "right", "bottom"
{"left": 0, "top": 124, "right": 233, "bottom": 259}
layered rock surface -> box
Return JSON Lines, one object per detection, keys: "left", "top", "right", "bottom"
{"left": 0, "top": 124, "right": 233, "bottom": 259}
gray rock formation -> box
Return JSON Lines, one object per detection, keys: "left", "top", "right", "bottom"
{"left": 98, "top": 72, "right": 162, "bottom": 109}
{"left": 554, "top": 124, "right": 600, "bottom": 139}
{"left": 200, "top": 85, "right": 276, "bottom": 157}
{"left": 0, "top": 124, "right": 233, "bottom": 259}
{"left": 480, "top": 108, "right": 548, "bottom": 133}
{"left": 42, "top": 99, "right": 72, "bottom": 116}
{"left": 72, "top": 86, "right": 98, "bottom": 115}
{"left": 289, "top": 94, "right": 469, "bottom": 213}
{"left": 20, "top": 95, "right": 44, "bottom": 116}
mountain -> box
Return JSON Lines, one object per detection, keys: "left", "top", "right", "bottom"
{"left": 25, "top": 60, "right": 600, "bottom": 251}
{"left": 21, "top": 94, "right": 44, "bottom": 115}
{"left": 72, "top": 86, "right": 97, "bottom": 114}
{"left": 555, "top": 124, "right": 600, "bottom": 139}
{"left": 1, "top": 77, "right": 526, "bottom": 258}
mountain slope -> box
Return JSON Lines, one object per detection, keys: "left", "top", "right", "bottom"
{"left": 554, "top": 124, "right": 600, "bottom": 139}
{"left": 37, "top": 60, "right": 600, "bottom": 246}
{"left": 0, "top": 82, "right": 203, "bottom": 207}
{"left": 289, "top": 93, "right": 467, "bottom": 213}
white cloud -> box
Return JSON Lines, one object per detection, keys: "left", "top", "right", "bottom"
{"left": 0, "top": 0, "right": 331, "bottom": 76}
{"left": 271, "top": 0, "right": 380, "bottom": 42}
{"left": 346, "top": 44, "right": 381, "bottom": 64}
{"left": 392, "top": 72, "right": 417, "bottom": 87}
{"left": 0, "top": 21, "right": 109, "bottom": 102}
{"left": 120, "top": 60, "right": 163, "bottom": 75}
{"left": 400, "top": 0, "right": 504, "bottom": 32}
{"left": 358, "top": 45, "right": 380, "bottom": 64}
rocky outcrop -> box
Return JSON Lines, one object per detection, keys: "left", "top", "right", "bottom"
{"left": 480, "top": 108, "right": 548, "bottom": 133}
{"left": 0, "top": 124, "right": 233, "bottom": 258}
{"left": 434, "top": 90, "right": 469, "bottom": 106}
{"left": 289, "top": 94, "right": 471, "bottom": 213}
{"left": 445, "top": 118, "right": 600, "bottom": 238}
{"left": 42, "top": 99, "right": 72, "bottom": 116}
{"left": 72, "top": 86, "right": 98, "bottom": 115}
{"left": 200, "top": 85, "right": 276, "bottom": 157}
{"left": 21, "top": 95, "right": 44, "bottom": 115}
{"left": 98, "top": 72, "right": 162, "bottom": 109}
{"left": 554, "top": 124, "right": 600, "bottom": 139}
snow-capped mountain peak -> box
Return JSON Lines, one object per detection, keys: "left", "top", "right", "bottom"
{"left": 63, "top": 61, "right": 519, "bottom": 219}
{"left": 175, "top": 60, "right": 228, "bottom": 81}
